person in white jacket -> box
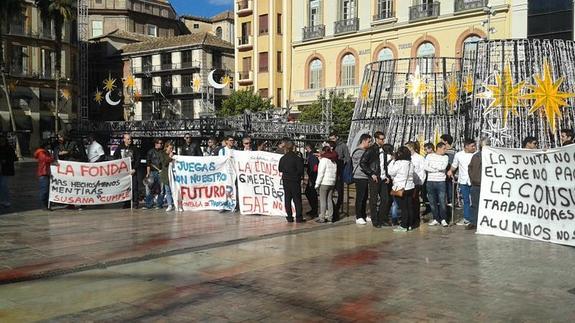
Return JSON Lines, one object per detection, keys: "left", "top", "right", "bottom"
{"left": 315, "top": 146, "right": 338, "bottom": 223}
{"left": 388, "top": 146, "right": 416, "bottom": 232}
{"left": 406, "top": 141, "right": 426, "bottom": 228}
{"left": 424, "top": 142, "right": 449, "bottom": 227}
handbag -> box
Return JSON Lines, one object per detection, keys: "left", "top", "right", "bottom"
{"left": 390, "top": 162, "right": 411, "bottom": 197}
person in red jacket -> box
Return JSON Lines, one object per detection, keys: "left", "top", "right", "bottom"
{"left": 34, "top": 141, "right": 54, "bottom": 210}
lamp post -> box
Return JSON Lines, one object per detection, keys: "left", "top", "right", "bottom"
{"left": 482, "top": 5, "right": 497, "bottom": 40}
{"left": 0, "top": 65, "right": 22, "bottom": 158}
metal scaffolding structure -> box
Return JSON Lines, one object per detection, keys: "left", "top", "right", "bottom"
{"left": 77, "top": 0, "right": 89, "bottom": 131}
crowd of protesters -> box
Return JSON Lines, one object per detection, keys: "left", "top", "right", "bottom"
{"left": 0, "top": 128, "right": 573, "bottom": 226}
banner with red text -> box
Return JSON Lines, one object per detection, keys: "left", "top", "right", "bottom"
{"left": 477, "top": 145, "right": 575, "bottom": 247}
{"left": 171, "top": 155, "right": 236, "bottom": 211}
{"left": 233, "top": 151, "right": 287, "bottom": 216}
{"left": 49, "top": 158, "right": 132, "bottom": 205}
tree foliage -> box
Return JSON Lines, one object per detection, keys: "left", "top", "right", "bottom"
{"left": 219, "top": 89, "right": 273, "bottom": 117}
{"left": 299, "top": 92, "right": 355, "bottom": 138}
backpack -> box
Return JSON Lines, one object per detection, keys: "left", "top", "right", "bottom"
{"left": 342, "top": 148, "right": 363, "bottom": 184}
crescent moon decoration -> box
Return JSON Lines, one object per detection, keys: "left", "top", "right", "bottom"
{"left": 105, "top": 91, "right": 122, "bottom": 106}
{"left": 207, "top": 70, "right": 226, "bottom": 89}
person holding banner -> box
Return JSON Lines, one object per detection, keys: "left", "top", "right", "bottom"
{"left": 467, "top": 137, "right": 490, "bottom": 231}
{"left": 160, "top": 142, "right": 175, "bottom": 212}
{"left": 279, "top": 141, "right": 305, "bottom": 223}
{"left": 34, "top": 141, "right": 54, "bottom": 210}
{"left": 180, "top": 133, "right": 203, "bottom": 156}
{"left": 315, "top": 145, "right": 338, "bottom": 223}
{"left": 219, "top": 136, "right": 236, "bottom": 156}
{"left": 521, "top": 136, "right": 539, "bottom": 149}
{"left": 54, "top": 131, "right": 87, "bottom": 162}
{"left": 113, "top": 133, "right": 141, "bottom": 209}
{"left": 144, "top": 138, "right": 165, "bottom": 209}
{"left": 560, "top": 129, "right": 573, "bottom": 146}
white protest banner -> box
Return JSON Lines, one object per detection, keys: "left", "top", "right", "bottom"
{"left": 171, "top": 155, "right": 236, "bottom": 211}
{"left": 477, "top": 146, "right": 575, "bottom": 247}
{"left": 233, "top": 150, "right": 287, "bottom": 216}
{"left": 49, "top": 158, "right": 132, "bottom": 205}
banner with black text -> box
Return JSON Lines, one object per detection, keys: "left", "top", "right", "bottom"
{"left": 49, "top": 158, "right": 132, "bottom": 205}
{"left": 477, "top": 146, "right": 575, "bottom": 246}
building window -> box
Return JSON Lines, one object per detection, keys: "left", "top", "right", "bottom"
{"left": 181, "top": 100, "right": 194, "bottom": 117}
{"left": 161, "top": 53, "right": 171, "bottom": 69}
{"left": 277, "top": 51, "right": 282, "bottom": 72}
{"left": 309, "top": 0, "right": 322, "bottom": 26}
{"left": 417, "top": 42, "right": 436, "bottom": 73}
{"left": 193, "top": 23, "right": 200, "bottom": 29}
{"left": 216, "top": 26, "right": 223, "bottom": 38}
{"left": 528, "top": 0, "right": 573, "bottom": 40}
{"left": 309, "top": 59, "right": 322, "bottom": 89}
{"left": 259, "top": 52, "right": 268, "bottom": 72}
{"left": 378, "top": 47, "right": 393, "bottom": 61}
{"left": 95, "top": 0, "right": 102, "bottom": 3}
{"left": 182, "top": 74, "right": 193, "bottom": 91}
{"left": 10, "top": 46, "right": 28, "bottom": 75}
{"left": 147, "top": 24, "right": 157, "bottom": 37}
{"left": 341, "top": 53, "right": 356, "bottom": 86}
{"left": 277, "top": 14, "right": 282, "bottom": 34}
{"left": 462, "top": 35, "right": 481, "bottom": 59}
{"left": 277, "top": 88, "right": 282, "bottom": 107}
{"left": 340, "top": 0, "right": 356, "bottom": 20}
{"left": 92, "top": 20, "right": 103, "bottom": 37}
{"left": 142, "top": 55, "right": 153, "bottom": 72}
{"left": 242, "top": 57, "right": 251, "bottom": 76}
{"left": 259, "top": 88, "right": 268, "bottom": 98}
{"left": 182, "top": 50, "right": 193, "bottom": 67}
{"left": 41, "top": 49, "right": 54, "bottom": 78}
{"left": 376, "top": 0, "right": 393, "bottom": 20}
{"left": 259, "top": 14, "right": 268, "bottom": 35}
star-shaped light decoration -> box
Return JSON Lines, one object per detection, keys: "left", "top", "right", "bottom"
{"left": 478, "top": 63, "right": 525, "bottom": 127}
{"left": 444, "top": 75, "right": 459, "bottom": 111}
{"left": 360, "top": 83, "right": 370, "bottom": 101}
{"left": 521, "top": 59, "right": 575, "bottom": 133}
{"left": 94, "top": 88, "right": 103, "bottom": 104}
{"left": 433, "top": 127, "right": 441, "bottom": 146}
{"left": 123, "top": 75, "right": 136, "bottom": 89}
{"left": 192, "top": 77, "right": 201, "bottom": 92}
{"left": 103, "top": 73, "right": 117, "bottom": 92}
{"left": 425, "top": 92, "right": 435, "bottom": 114}
{"left": 60, "top": 87, "right": 72, "bottom": 100}
{"left": 406, "top": 65, "right": 427, "bottom": 106}
{"left": 481, "top": 118, "right": 512, "bottom": 147}
{"left": 464, "top": 74, "right": 474, "bottom": 94}
{"left": 220, "top": 74, "right": 232, "bottom": 88}
{"left": 417, "top": 134, "right": 426, "bottom": 155}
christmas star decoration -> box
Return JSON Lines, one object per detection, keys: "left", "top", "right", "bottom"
{"left": 220, "top": 75, "right": 232, "bottom": 87}
{"left": 360, "top": 83, "right": 370, "bottom": 101}
{"left": 425, "top": 92, "right": 435, "bottom": 114}
{"left": 192, "top": 77, "right": 201, "bottom": 92}
{"left": 444, "top": 75, "right": 459, "bottom": 110}
{"left": 479, "top": 63, "right": 525, "bottom": 127}
{"left": 60, "top": 88, "right": 72, "bottom": 100}
{"left": 417, "top": 134, "right": 426, "bottom": 155}
{"left": 406, "top": 65, "right": 427, "bottom": 106}
{"left": 123, "top": 75, "right": 136, "bottom": 89}
{"left": 464, "top": 74, "right": 474, "bottom": 94}
{"left": 521, "top": 59, "right": 575, "bottom": 133}
{"left": 103, "top": 73, "right": 117, "bottom": 92}
{"left": 433, "top": 127, "right": 441, "bottom": 146}
{"left": 94, "top": 88, "right": 103, "bottom": 104}
{"left": 481, "top": 118, "right": 512, "bottom": 147}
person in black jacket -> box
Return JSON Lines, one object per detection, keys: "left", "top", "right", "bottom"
{"left": 54, "top": 131, "right": 87, "bottom": 162}
{"left": 0, "top": 135, "right": 17, "bottom": 208}
{"left": 180, "top": 133, "right": 203, "bottom": 156}
{"left": 279, "top": 140, "right": 305, "bottom": 223}
{"left": 304, "top": 143, "right": 319, "bottom": 217}
{"left": 113, "top": 133, "right": 141, "bottom": 208}
{"left": 359, "top": 131, "right": 392, "bottom": 227}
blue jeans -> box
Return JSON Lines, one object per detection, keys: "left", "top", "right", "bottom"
{"left": 427, "top": 181, "right": 447, "bottom": 222}
{"left": 39, "top": 176, "right": 50, "bottom": 208}
{"left": 0, "top": 176, "right": 10, "bottom": 205}
{"left": 144, "top": 171, "right": 163, "bottom": 208}
{"left": 459, "top": 184, "right": 472, "bottom": 221}
{"left": 470, "top": 185, "right": 480, "bottom": 225}
{"left": 162, "top": 183, "right": 173, "bottom": 207}
{"left": 391, "top": 198, "right": 400, "bottom": 221}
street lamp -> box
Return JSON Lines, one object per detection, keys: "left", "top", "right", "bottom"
{"left": 482, "top": 5, "right": 497, "bottom": 40}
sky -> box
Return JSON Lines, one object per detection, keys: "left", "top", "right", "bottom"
{"left": 170, "top": 0, "right": 233, "bottom": 18}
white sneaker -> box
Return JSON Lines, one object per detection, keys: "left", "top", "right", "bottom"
{"left": 177, "top": 207, "right": 184, "bottom": 212}
{"left": 456, "top": 219, "right": 470, "bottom": 226}
{"left": 356, "top": 218, "right": 367, "bottom": 225}
{"left": 166, "top": 206, "right": 174, "bottom": 212}
{"left": 366, "top": 216, "right": 372, "bottom": 222}
{"left": 393, "top": 226, "right": 408, "bottom": 232}
{"left": 441, "top": 220, "right": 449, "bottom": 227}
{"left": 428, "top": 220, "right": 439, "bottom": 226}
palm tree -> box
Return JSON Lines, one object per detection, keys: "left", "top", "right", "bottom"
{"left": 0, "top": 0, "right": 25, "bottom": 158}
{"left": 35, "top": 0, "right": 75, "bottom": 135}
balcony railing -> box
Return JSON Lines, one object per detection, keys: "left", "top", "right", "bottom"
{"left": 237, "top": 35, "right": 252, "bottom": 49}
{"left": 238, "top": 71, "right": 253, "bottom": 83}
{"left": 409, "top": 2, "right": 440, "bottom": 22}
{"left": 303, "top": 25, "right": 325, "bottom": 41}
{"left": 454, "top": 0, "right": 487, "bottom": 13}
{"left": 172, "top": 87, "right": 195, "bottom": 94}
{"left": 334, "top": 17, "right": 359, "bottom": 35}
{"left": 237, "top": 0, "right": 252, "bottom": 15}
{"left": 8, "top": 24, "right": 26, "bottom": 36}
{"left": 373, "top": 9, "right": 394, "bottom": 21}
{"left": 294, "top": 85, "right": 360, "bottom": 100}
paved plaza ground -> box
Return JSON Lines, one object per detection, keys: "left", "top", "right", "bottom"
{"left": 1, "top": 162, "right": 574, "bottom": 322}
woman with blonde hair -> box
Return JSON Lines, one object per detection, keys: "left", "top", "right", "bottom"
{"left": 160, "top": 141, "right": 175, "bottom": 212}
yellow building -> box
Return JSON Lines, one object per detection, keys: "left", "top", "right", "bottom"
{"left": 234, "top": 0, "right": 291, "bottom": 108}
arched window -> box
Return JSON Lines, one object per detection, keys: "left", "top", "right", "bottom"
{"left": 341, "top": 53, "right": 356, "bottom": 86}
{"left": 378, "top": 48, "right": 393, "bottom": 61}
{"left": 462, "top": 35, "right": 481, "bottom": 59}
{"left": 216, "top": 26, "right": 223, "bottom": 39}
{"left": 417, "top": 42, "right": 435, "bottom": 73}
{"left": 309, "top": 59, "right": 322, "bottom": 89}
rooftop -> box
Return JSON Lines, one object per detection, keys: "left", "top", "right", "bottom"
{"left": 89, "top": 29, "right": 154, "bottom": 42}
{"left": 122, "top": 32, "right": 233, "bottom": 54}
